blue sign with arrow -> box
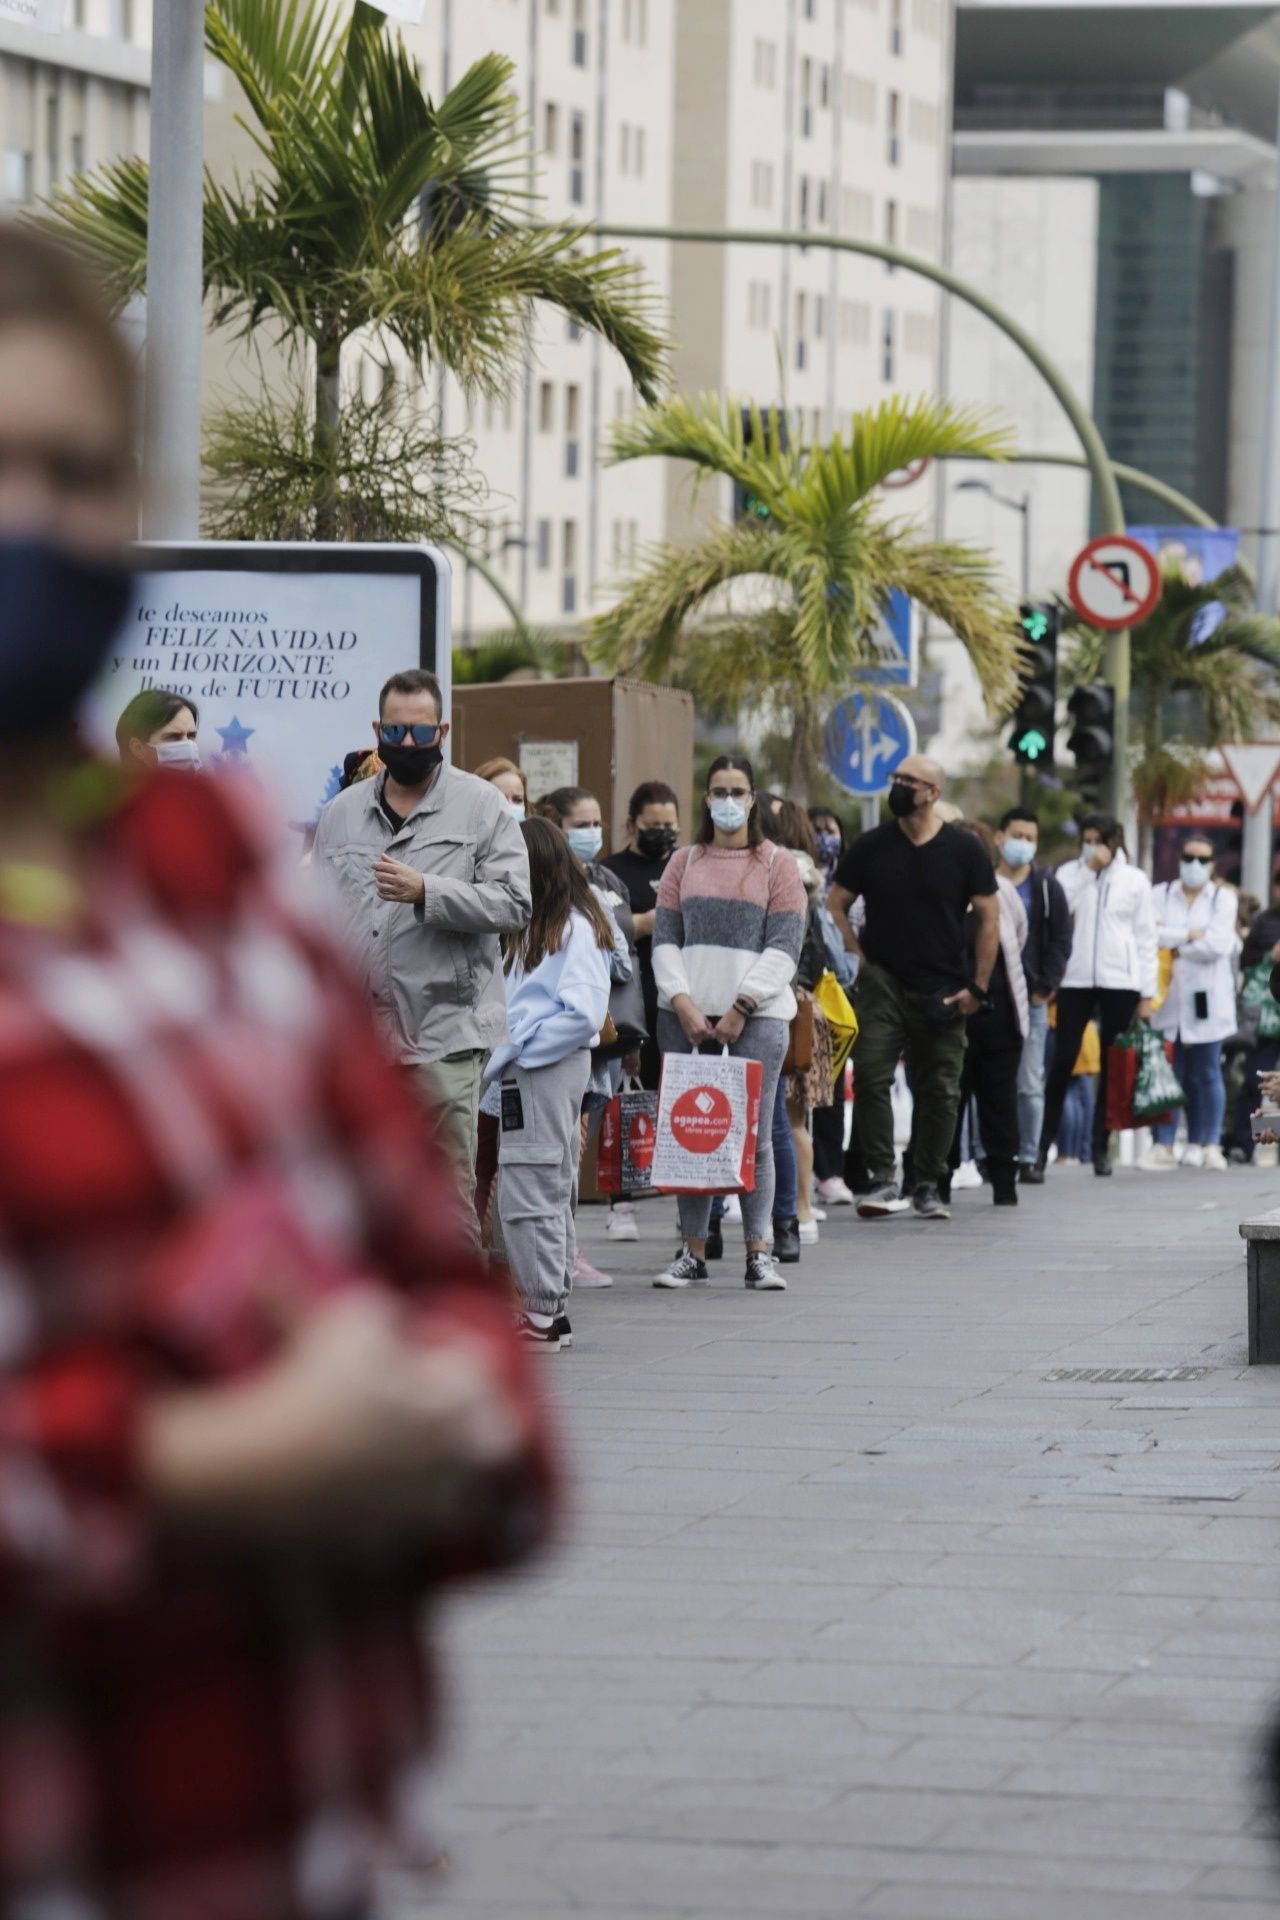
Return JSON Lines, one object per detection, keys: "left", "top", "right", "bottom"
{"left": 823, "top": 691, "right": 918, "bottom": 797}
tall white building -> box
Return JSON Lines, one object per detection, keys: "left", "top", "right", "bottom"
{"left": 0, "top": 1, "right": 151, "bottom": 209}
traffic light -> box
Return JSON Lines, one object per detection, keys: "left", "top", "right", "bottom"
{"left": 1008, "top": 601, "right": 1059, "bottom": 768}
{"left": 732, "top": 407, "right": 789, "bottom": 523}
{"left": 1066, "top": 682, "right": 1116, "bottom": 805}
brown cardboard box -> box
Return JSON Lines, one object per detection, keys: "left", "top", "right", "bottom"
{"left": 451, "top": 676, "right": 695, "bottom": 853}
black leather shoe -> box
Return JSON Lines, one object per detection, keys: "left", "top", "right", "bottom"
{"left": 1093, "top": 1154, "right": 1113, "bottom": 1177}
{"left": 773, "top": 1215, "right": 802, "bottom": 1263}
{"left": 705, "top": 1216, "right": 724, "bottom": 1261}
{"left": 1019, "top": 1162, "right": 1046, "bottom": 1186}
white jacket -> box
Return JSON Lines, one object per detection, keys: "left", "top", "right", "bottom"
{"left": 1058, "top": 850, "right": 1158, "bottom": 997}
{"left": 995, "top": 875, "right": 1031, "bottom": 1039}
{"left": 1150, "top": 879, "right": 1239, "bottom": 1045}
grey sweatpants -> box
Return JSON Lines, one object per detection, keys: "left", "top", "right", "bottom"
{"left": 656, "top": 1011, "right": 788, "bottom": 1248}
{"left": 496, "top": 1049, "right": 591, "bottom": 1317}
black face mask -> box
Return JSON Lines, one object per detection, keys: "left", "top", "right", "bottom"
{"left": 637, "top": 824, "right": 678, "bottom": 860}
{"left": 887, "top": 781, "right": 920, "bottom": 819}
{"left": 0, "top": 537, "right": 132, "bottom": 741}
{"left": 380, "top": 741, "right": 443, "bottom": 786}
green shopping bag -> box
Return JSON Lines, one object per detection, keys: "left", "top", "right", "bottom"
{"left": 1132, "top": 1023, "right": 1187, "bottom": 1124}
{"left": 1240, "top": 960, "right": 1280, "bottom": 1041}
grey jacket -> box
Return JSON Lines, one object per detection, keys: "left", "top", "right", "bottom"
{"left": 313, "top": 763, "right": 531, "bottom": 1065}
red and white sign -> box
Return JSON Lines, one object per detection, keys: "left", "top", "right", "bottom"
{"left": 1221, "top": 742, "right": 1280, "bottom": 815}
{"left": 653, "top": 1053, "right": 763, "bottom": 1195}
{"left": 881, "top": 456, "right": 931, "bottom": 492}
{"left": 1067, "top": 534, "right": 1161, "bottom": 631}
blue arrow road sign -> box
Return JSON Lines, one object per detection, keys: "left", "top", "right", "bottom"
{"left": 823, "top": 691, "right": 918, "bottom": 797}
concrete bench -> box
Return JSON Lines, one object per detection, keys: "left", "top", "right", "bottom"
{"left": 1240, "top": 1209, "right": 1280, "bottom": 1362}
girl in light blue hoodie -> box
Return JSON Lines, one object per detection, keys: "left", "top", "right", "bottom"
{"left": 487, "top": 818, "right": 615, "bottom": 1350}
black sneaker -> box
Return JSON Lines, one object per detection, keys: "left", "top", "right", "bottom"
{"left": 654, "top": 1245, "right": 710, "bottom": 1289}
{"left": 552, "top": 1313, "right": 573, "bottom": 1349}
{"left": 773, "top": 1214, "right": 801, "bottom": 1263}
{"left": 745, "top": 1250, "right": 787, "bottom": 1291}
{"left": 1019, "top": 1161, "right": 1046, "bottom": 1186}
{"left": 912, "top": 1183, "right": 951, "bottom": 1221}
{"left": 516, "top": 1313, "right": 564, "bottom": 1351}
{"left": 1093, "top": 1154, "right": 1113, "bottom": 1178}
{"left": 705, "top": 1215, "right": 724, "bottom": 1261}
{"left": 857, "top": 1181, "right": 910, "bottom": 1219}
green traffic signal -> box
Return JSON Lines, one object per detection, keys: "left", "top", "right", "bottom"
{"left": 1016, "top": 727, "right": 1049, "bottom": 761}
{"left": 1020, "top": 608, "right": 1050, "bottom": 644}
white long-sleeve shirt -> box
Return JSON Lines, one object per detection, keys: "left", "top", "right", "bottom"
{"left": 483, "top": 909, "right": 612, "bottom": 1081}
{"left": 1058, "top": 850, "right": 1158, "bottom": 998}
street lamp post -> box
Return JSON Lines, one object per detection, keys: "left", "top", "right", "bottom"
{"left": 143, "top": 0, "right": 205, "bottom": 541}
{"left": 953, "top": 477, "right": 1032, "bottom": 598}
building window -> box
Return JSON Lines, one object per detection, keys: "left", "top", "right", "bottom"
{"left": 109, "top": 0, "right": 133, "bottom": 38}
{"left": 565, "top": 384, "right": 581, "bottom": 477}
{"left": 72, "top": 0, "right": 84, "bottom": 22}
{"left": 881, "top": 310, "right": 896, "bottom": 383}
{"left": 800, "top": 57, "right": 813, "bottom": 138}
{"left": 546, "top": 0, "right": 561, "bottom": 11}
{"left": 634, "top": 126, "right": 645, "bottom": 176}
{"left": 817, "top": 179, "right": 828, "bottom": 225}
{"left": 3, "top": 148, "right": 31, "bottom": 204}
{"left": 747, "top": 279, "right": 773, "bottom": 330}
{"left": 798, "top": 175, "right": 809, "bottom": 227}
{"left": 840, "top": 299, "right": 871, "bottom": 346}
{"left": 795, "top": 292, "right": 807, "bottom": 370}
{"left": 45, "top": 91, "right": 59, "bottom": 183}
{"left": 887, "top": 89, "right": 901, "bottom": 166}
{"left": 622, "top": 0, "right": 649, "bottom": 44}
{"left": 572, "top": 0, "right": 587, "bottom": 67}
{"left": 619, "top": 122, "right": 631, "bottom": 172}
{"left": 562, "top": 516, "right": 579, "bottom": 613}
{"left": 884, "top": 198, "right": 898, "bottom": 271}
{"left": 814, "top": 294, "right": 826, "bottom": 340}
{"left": 803, "top": 0, "right": 816, "bottom": 17}
{"left": 912, "top": 0, "right": 942, "bottom": 32}
{"left": 536, "top": 519, "right": 552, "bottom": 570}
{"left": 750, "top": 160, "right": 774, "bottom": 211}
{"left": 753, "top": 37, "right": 777, "bottom": 88}
{"left": 569, "top": 110, "right": 585, "bottom": 204}
{"left": 539, "top": 381, "right": 555, "bottom": 433}
{"left": 69, "top": 129, "right": 84, "bottom": 174}
{"left": 890, "top": 0, "right": 903, "bottom": 54}
{"left": 544, "top": 101, "right": 559, "bottom": 155}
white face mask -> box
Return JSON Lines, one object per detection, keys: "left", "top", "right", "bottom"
{"left": 508, "top": 798, "right": 525, "bottom": 822}
{"left": 1181, "top": 858, "right": 1210, "bottom": 890}
{"left": 154, "top": 738, "right": 201, "bottom": 772}
{"left": 1001, "top": 835, "right": 1036, "bottom": 869}
{"left": 709, "top": 796, "right": 749, "bottom": 833}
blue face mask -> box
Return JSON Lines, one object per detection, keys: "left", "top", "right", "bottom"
{"left": 509, "top": 799, "right": 526, "bottom": 822}
{"left": 709, "top": 796, "right": 749, "bottom": 832}
{"left": 0, "top": 538, "right": 131, "bottom": 740}
{"left": 1180, "top": 858, "right": 1210, "bottom": 890}
{"left": 567, "top": 824, "right": 603, "bottom": 863}
{"left": 1001, "top": 835, "right": 1036, "bottom": 869}
{"left": 815, "top": 830, "right": 842, "bottom": 866}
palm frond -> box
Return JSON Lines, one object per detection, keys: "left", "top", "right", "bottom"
{"left": 818, "top": 394, "right": 1016, "bottom": 504}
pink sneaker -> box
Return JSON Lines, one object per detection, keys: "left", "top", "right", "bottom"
{"left": 572, "top": 1250, "right": 613, "bottom": 1290}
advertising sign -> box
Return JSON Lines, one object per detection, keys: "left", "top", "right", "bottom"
{"left": 88, "top": 542, "right": 449, "bottom": 828}
{"left": 0, "top": 0, "right": 66, "bottom": 27}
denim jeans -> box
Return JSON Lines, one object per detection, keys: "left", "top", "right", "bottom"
{"left": 1016, "top": 999, "right": 1050, "bottom": 1165}
{"left": 1154, "top": 1039, "right": 1227, "bottom": 1148}
{"left": 1057, "top": 1075, "right": 1097, "bottom": 1161}
{"left": 772, "top": 1074, "right": 798, "bottom": 1219}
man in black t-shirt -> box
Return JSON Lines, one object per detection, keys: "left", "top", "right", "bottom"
{"left": 828, "top": 755, "right": 998, "bottom": 1222}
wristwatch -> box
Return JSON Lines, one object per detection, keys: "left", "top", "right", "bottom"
{"left": 967, "top": 981, "right": 994, "bottom": 1012}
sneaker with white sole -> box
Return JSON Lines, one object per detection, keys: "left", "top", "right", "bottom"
{"left": 912, "top": 1183, "right": 951, "bottom": 1222}
{"left": 798, "top": 1219, "right": 820, "bottom": 1245}
{"left": 857, "top": 1181, "right": 910, "bottom": 1219}
{"left": 811, "top": 1206, "right": 827, "bottom": 1223}
{"left": 1202, "top": 1145, "right": 1229, "bottom": 1171}
{"left": 653, "top": 1245, "right": 710, "bottom": 1289}
{"left": 517, "top": 1312, "right": 565, "bottom": 1351}
{"left": 951, "top": 1160, "right": 983, "bottom": 1191}
{"left": 606, "top": 1203, "right": 638, "bottom": 1242}
{"left": 816, "top": 1177, "right": 856, "bottom": 1206}
{"left": 745, "top": 1251, "right": 787, "bottom": 1290}
{"left": 572, "top": 1250, "right": 613, "bottom": 1289}
{"left": 1138, "top": 1145, "right": 1178, "bottom": 1171}
{"left": 1180, "top": 1143, "right": 1205, "bottom": 1169}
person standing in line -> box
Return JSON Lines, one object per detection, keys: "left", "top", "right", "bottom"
{"left": 808, "top": 806, "right": 862, "bottom": 1206}
{"left": 601, "top": 779, "right": 682, "bottom": 1241}
{"left": 313, "top": 669, "right": 531, "bottom": 1243}
{"left": 651, "top": 755, "right": 806, "bottom": 1292}
{"left": 115, "top": 687, "right": 202, "bottom": 772}
{"left": 1056, "top": 1018, "right": 1102, "bottom": 1164}
{"left": 1142, "top": 836, "right": 1238, "bottom": 1169}
{"left": 487, "top": 819, "right": 614, "bottom": 1350}
{"left": 1035, "top": 811, "right": 1157, "bottom": 1176}
{"left": 828, "top": 755, "right": 999, "bottom": 1224}
{"left": 773, "top": 798, "right": 836, "bottom": 1248}
{"left": 475, "top": 754, "right": 528, "bottom": 819}
{"left": 944, "top": 823, "right": 1030, "bottom": 1207}
{"left": 1229, "top": 888, "right": 1280, "bottom": 1160}
{"left": 995, "top": 807, "right": 1072, "bottom": 1185}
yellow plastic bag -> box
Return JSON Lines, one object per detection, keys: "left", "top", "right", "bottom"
{"left": 814, "top": 968, "right": 859, "bottom": 1077}
{"left": 1153, "top": 945, "right": 1174, "bottom": 1013}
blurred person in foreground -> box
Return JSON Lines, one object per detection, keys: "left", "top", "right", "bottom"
{"left": 0, "top": 226, "right": 554, "bottom": 1920}
{"left": 313, "top": 668, "right": 532, "bottom": 1243}
{"left": 115, "top": 685, "right": 202, "bottom": 771}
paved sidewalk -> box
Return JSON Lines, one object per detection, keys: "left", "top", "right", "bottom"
{"left": 420, "top": 1165, "right": 1280, "bottom": 1919}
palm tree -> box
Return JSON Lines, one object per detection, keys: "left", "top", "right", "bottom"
{"left": 1062, "top": 560, "right": 1280, "bottom": 866}
{"left": 588, "top": 394, "right": 1024, "bottom": 799}
{"left": 45, "top": 0, "right": 667, "bottom": 533}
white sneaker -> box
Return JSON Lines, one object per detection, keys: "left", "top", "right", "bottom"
{"left": 1138, "top": 1145, "right": 1178, "bottom": 1170}
{"left": 572, "top": 1250, "right": 613, "bottom": 1289}
{"left": 798, "top": 1219, "right": 820, "bottom": 1245}
{"left": 653, "top": 1245, "right": 709, "bottom": 1289}
{"left": 1202, "top": 1145, "right": 1229, "bottom": 1171}
{"left": 1180, "top": 1144, "right": 1205, "bottom": 1169}
{"left": 810, "top": 1206, "right": 827, "bottom": 1223}
{"left": 606, "top": 1203, "right": 638, "bottom": 1242}
{"left": 951, "top": 1160, "right": 983, "bottom": 1191}
{"left": 816, "top": 1177, "right": 856, "bottom": 1206}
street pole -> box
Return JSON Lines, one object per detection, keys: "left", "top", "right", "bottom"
{"left": 584, "top": 221, "right": 1131, "bottom": 819}
{"left": 1019, "top": 494, "right": 1031, "bottom": 601}
{"left": 142, "top": 0, "right": 204, "bottom": 541}
{"left": 1243, "top": 796, "right": 1275, "bottom": 906}
{"left": 1258, "top": 95, "right": 1280, "bottom": 614}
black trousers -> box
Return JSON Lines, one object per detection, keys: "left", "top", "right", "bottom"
{"left": 947, "top": 1012, "right": 1022, "bottom": 1201}
{"left": 812, "top": 1098, "right": 845, "bottom": 1181}
{"left": 1039, "top": 986, "right": 1139, "bottom": 1165}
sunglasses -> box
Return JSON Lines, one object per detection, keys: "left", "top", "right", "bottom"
{"left": 708, "top": 786, "right": 752, "bottom": 801}
{"left": 378, "top": 722, "right": 441, "bottom": 747}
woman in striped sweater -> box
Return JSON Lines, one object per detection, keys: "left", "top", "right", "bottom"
{"left": 651, "top": 754, "right": 807, "bottom": 1291}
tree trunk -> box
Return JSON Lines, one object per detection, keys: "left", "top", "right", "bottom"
{"left": 314, "top": 332, "right": 342, "bottom": 541}
{"left": 786, "top": 699, "right": 816, "bottom": 805}
{"left": 1136, "top": 806, "right": 1153, "bottom": 874}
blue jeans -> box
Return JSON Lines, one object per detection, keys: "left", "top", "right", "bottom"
{"left": 1057, "top": 1075, "right": 1097, "bottom": 1160}
{"left": 772, "top": 1073, "right": 798, "bottom": 1219}
{"left": 1016, "top": 1000, "right": 1050, "bottom": 1164}
{"left": 1155, "top": 1039, "right": 1226, "bottom": 1147}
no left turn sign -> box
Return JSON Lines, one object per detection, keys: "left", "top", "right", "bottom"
{"left": 1067, "top": 533, "right": 1161, "bottom": 631}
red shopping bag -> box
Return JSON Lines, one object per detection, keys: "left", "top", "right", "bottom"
{"left": 596, "top": 1081, "right": 660, "bottom": 1195}
{"left": 1105, "top": 1040, "right": 1139, "bottom": 1132}
{"left": 652, "top": 1049, "right": 764, "bottom": 1195}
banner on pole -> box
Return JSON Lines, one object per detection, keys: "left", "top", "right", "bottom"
{"left": 360, "top": 0, "right": 427, "bottom": 20}
{"left": 0, "top": 0, "right": 66, "bottom": 27}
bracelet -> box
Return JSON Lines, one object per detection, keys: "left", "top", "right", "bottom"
{"left": 733, "top": 996, "right": 755, "bottom": 1018}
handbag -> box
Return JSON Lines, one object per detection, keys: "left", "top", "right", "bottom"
{"left": 783, "top": 993, "right": 814, "bottom": 1074}
{"left": 1240, "top": 959, "right": 1280, "bottom": 1042}
{"left": 595, "top": 964, "right": 648, "bottom": 1061}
